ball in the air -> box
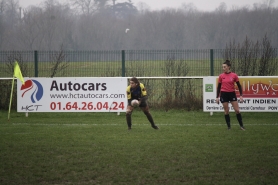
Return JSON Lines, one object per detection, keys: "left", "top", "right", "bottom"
{"left": 131, "top": 99, "right": 139, "bottom": 107}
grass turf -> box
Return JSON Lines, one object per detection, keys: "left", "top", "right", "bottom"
{"left": 0, "top": 110, "right": 278, "bottom": 185}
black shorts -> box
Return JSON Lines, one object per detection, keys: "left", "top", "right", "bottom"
{"left": 220, "top": 92, "right": 237, "bottom": 103}
{"left": 128, "top": 99, "right": 147, "bottom": 107}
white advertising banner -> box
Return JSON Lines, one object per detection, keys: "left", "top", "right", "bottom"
{"left": 17, "top": 77, "right": 127, "bottom": 112}
{"left": 203, "top": 76, "right": 278, "bottom": 112}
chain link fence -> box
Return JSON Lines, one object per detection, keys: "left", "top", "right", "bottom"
{"left": 1, "top": 49, "right": 277, "bottom": 110}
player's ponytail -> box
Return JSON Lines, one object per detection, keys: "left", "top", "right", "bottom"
{"left": 223, "top": 60, "right": 231, "bottom": 67}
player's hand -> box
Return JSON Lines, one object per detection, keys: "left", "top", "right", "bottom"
{"left": 239, "top": 96, "right": 243, "bottom": 103}
{"left": 216, "top": 98, "right": 219, "bottom": 104}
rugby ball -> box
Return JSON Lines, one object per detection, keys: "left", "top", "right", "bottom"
{"left": 131, "top": 99, "right": 139, "bottom": 107}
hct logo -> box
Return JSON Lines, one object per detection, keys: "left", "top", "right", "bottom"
{"left": 21, "top": 80, "right": 44, "bottom": 103}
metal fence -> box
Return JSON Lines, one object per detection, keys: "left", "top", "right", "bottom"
{"left": 0, "top": 49, "right": 277, "bottom": 78}
{"left": 1, "top": 49, "right": 277, "bottom": 110}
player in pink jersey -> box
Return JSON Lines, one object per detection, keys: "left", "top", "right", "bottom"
{"left": 216, "top": 60, "right": 245, "bottom": 130}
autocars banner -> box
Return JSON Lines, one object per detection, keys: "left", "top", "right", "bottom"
{"left": 17, "top": 77, "right": 127, "bottom": 112}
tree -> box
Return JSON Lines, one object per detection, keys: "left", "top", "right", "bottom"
{"left": 253, "top": 0, "right": 275, "bottom": 10}
{"left": 258, "top": 34, "right": 277, "bottom": 76}
{"left": 16, "top": 0, "right": 75, "bottom": 50}
{"left": 0, "top": 0, "right": 20, "bottom": 49}
{"left": 49, "top": 44, "right": 69, "bottom": 77}
{"left": 69, "top": 0, "right": 110, "bottom": 15}
{"left": 0, "top": 0, "right": 278, "bottom": 50}
{"left": 224, "top": 34, "right": 277, "bottom": 76}
{"left": 136, "top": 1, "right": 150, "bottom": 14}
{"left": 0, "top": 0, "right": 7, "bottom": 49}
{"left": 17, "top": 7, "right": 44, "bottom": 50}
{"left": 110, "top": 1, "right": 138, "bottom": 19}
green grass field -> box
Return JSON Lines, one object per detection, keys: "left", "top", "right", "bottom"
{"left": 0, "top": 110, "right": 277, "bottom": 185}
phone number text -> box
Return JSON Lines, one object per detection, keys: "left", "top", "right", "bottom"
{"left": 50, "top": 102, "right": 125, "bottom": 111}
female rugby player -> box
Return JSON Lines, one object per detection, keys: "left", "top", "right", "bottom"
{"left": 216, "top": 60, "right": 245, "bottom": 130}
{"left": 126, "top": 77, "right": 159, "bottom": 130}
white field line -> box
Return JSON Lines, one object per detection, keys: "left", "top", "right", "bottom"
{"left": 5, "top": 123, "right": 278, "bottom": 126}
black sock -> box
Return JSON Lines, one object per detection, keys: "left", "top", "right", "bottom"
{"left": 225, "top": 114, "right": 231, "bottom": 128}
{"left": 144, "top": 112, "right": 155, "bottom": 126}
{"left": 126, "top": 113, "right": 132, "bottom": 127}
{"left": 236, "top": 113, "right": 243, "bottom": 127}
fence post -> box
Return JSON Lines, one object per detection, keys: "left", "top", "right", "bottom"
{"left": 209, "top": 49, "right": 214, "bottom": 116}
{"left": 122, "top": 50, "right": 125, "bottom": 77}
{"left": 34, "top": 50, "right": 38, "bottom": 77}
{"left": 210, "top": 49, "right": 214, "bottom": 76}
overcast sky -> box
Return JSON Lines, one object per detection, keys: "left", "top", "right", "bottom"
{"left": 20, "top": 0, "right": 278, "bottom": 11}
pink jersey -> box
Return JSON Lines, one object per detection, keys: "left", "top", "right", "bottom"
{"left": 218, "top": 72, "right": 239, "bottom": 92}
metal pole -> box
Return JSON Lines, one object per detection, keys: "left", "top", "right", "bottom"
{"left": 34, "top": 50, "right": 38, "bottom": 77}
{"left": 210, "top": 49, "right": 214, "bottom": 76}
{"left": 122, "top": 50, "right": 125, "bottom": 77}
